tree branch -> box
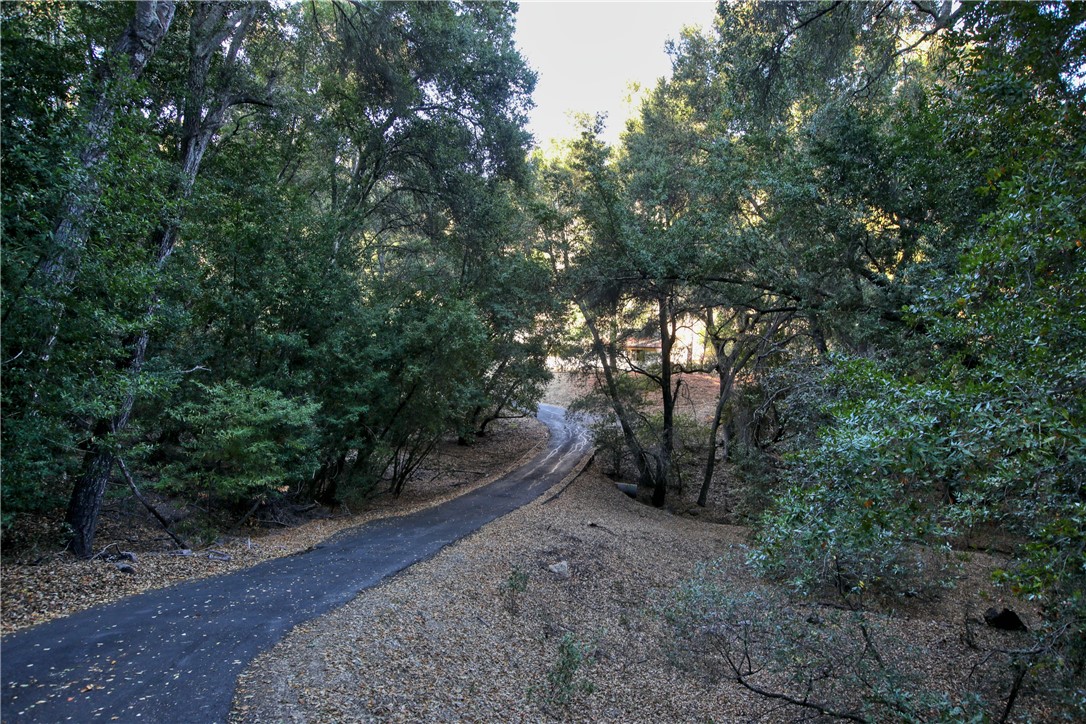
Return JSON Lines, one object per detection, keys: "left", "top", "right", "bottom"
{"left": 117, "top": 458, "right": 189, "bottom": 550}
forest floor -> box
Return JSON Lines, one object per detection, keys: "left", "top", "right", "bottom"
{"left": 0, "top": 371, "right": 714, "bottom": 635}
{"left": 2, "top": 373, "right": 1047, "bottom": 720}
{"left": 230, "top": 469, "right": 1040, "bottom": 723}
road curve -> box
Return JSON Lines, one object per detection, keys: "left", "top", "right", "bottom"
{"left": 1, "top": 404, "right": 589, "bottom": 723}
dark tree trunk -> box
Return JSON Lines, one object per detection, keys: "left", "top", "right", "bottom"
{"left": 42, "top": 1, "right": 177, "bottom": 293}
{"left": 580, "top": 309, "right": 654, "bottom": 490}
{"left": 66, "top": 327, "right": 149, "bottom": 557}
{"left": 698, "top": 425, "right": 729, "bottom": 508}
{"left": 65, "top": 420, "right": 116, "bottom": 558}
{"left": 311, "top": 454, "right": 347, "bottom": 505}
{"left": 653, "top": 293, "right": 676, "bottom": 508}
{"left": 699, "top": 371, "right": 734, "bottom": 508}
{"left": 810, "top": 318, "right": 829, "bottom": 356}
{"left": 459, "top": 404, "right": 484, "bottom": 444}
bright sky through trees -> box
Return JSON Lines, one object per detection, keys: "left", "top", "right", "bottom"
{"left": 514, "top": 1, "right": 718, "bottom": 147}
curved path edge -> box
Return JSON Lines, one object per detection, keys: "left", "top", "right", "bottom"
{"left": 1, "top": 404, "right": 589, "bottom": 723}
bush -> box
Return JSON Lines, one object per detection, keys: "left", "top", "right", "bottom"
{"left": 156, "top": 381, "right": 319, "bottom": 506}
{"left": 749, "top": 357, "right": 957, "bottom": 600}
{"left": 540, "top": 632, "right": 596, "bottom": 711}
{"left": 500, "top": 565, "right": 530, "bottom": 616}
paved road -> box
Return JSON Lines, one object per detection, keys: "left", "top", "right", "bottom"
{"left": 1, "top": 404, "right": 589, "bottom": 723}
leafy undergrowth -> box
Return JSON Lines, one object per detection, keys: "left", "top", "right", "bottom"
{"left": 1, "top": 416, "right": 547, "bottom": 635}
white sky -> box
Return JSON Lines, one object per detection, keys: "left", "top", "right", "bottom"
{"left": 514, "top": 1, "right": 719, "bottom": 148}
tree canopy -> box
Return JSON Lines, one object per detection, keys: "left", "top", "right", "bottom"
{"left": 2, "top": 1, "right": 1083, "bottom": 717}
{"left": 534, "top": 1, "right": 1084, "bottom": 717}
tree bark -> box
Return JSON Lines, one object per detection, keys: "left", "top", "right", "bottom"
{"left": 66, "top": 2, "right": 259, "bottom": 558}
{"left": 65, "top": 420, "right": 116, "bottom": 557}
{"left": 118, "top": 457, "right": 189, "bottom": 549}
{"left": 31, "top": 2, "right": 176, "bottom": 381}
{"left": 41, "top": 1, "right": 177, "bottom": 292}
{"left": 579, "top": 307, "right": 654, "bottom": 488}
{"left": 653, "top": 292, "right": 677, "bottom": 507}
{"left": 699, "top": 371, "right": 734, "bottom": 508}
{"left": 697, "top": 310, "right": 790, "bottom": 508}
{"left": 311, "top": 453, "right": 348, "bottom": 504}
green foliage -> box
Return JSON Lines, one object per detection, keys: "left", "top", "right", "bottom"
{"left": 0, "top": 1, "right": 553, "bottom": 545}
{"left": 366, "top": 293, "right": 492, "bottom": 494}
{"left": 158, "top": 382, "right": 319, "bottom": 505}
{"left": 750, "top": 357, "right": 958, "bottom": 599}
{"left": 540, "top": 632, "right": 596, "bottom": 711}
{"left": 500, "top": 565, "right": 530, "bottom": 615}
{"left": 628, "top": 1, "right": 1086, "bottom": 716}
{"left": 744, "top": 3, "right": 1085, "bottom": 706}
{"left": 0, "top": 2, "right": 182, "bottom": 535}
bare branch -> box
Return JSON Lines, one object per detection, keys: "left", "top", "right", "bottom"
{"left": 118, "top": 458, "right": 189, "bottom": 550}
{"left": 179, "top": 364, "right": 211, "bottom": 375}
{"left": 724, "top": 654, "right": 868, "bottom": 722}
{"left": 853, "top": 1, "right": 968, "bottom": 97}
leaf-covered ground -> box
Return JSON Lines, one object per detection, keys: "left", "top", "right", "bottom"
{"left": 228, "top": 462, "right": 1038, "bottom": 722}
{"left": 226, "top": 374, "right": 1046, "bottom": 722}
{"left": 1, "top": 376, "right": 1048, "bottom": 720}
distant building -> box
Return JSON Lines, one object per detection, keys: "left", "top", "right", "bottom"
{"left": 624, "top": 338, "right": 661, "bottom": 364}
{"left": 623, "top": 316, "right": 710, "bottom": 368}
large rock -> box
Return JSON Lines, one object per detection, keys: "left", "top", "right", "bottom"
{"left": 548, "top": 560, "right": 570, "bottom": 579}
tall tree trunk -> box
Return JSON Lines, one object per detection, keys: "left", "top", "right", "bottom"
{"left": 311, "top": 453, "right": 348, "bottom": 505}
{"left": 66, "top": 317, "right": 156, "bottom": 556}
{"left": 34, "top": 1, "right": 176, "bottom": 373}
{"left": 697, "top": 310, "right": 791, "bottom": 509}
{"left": 66, "top": 3, "right": 259, "bottom": 558}
{"left": 654, "top": 292, "right": 677, "bottom": 508}
{"left": 42, "top": 1, "right": 177, "bottom": 291}
{"left": 64, "top": 420, "right": 115, "bottom": 557}
{"left": 699, "top": 369, "right": 735, "bottom": 508}
{"left": 579, "top": 307, "right": 654, "bottom": 487}
{"left": 698, "top": 424, "right": 729, "bottom": 509}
